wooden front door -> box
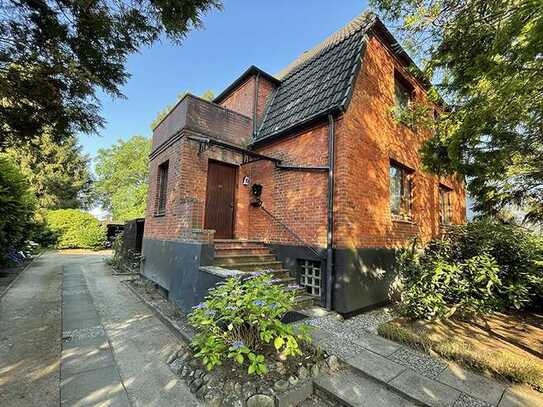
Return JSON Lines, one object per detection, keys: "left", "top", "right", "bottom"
{"left": 204, "top": 161, "right": 237, "bottom": 239}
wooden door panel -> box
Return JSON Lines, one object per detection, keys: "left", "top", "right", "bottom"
{"left": 204, "top": 161, "right": 236, "bottom": 239}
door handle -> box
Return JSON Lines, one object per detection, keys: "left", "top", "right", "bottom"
{"left": 229, "top": 203, "right": 234, "bottom": 208}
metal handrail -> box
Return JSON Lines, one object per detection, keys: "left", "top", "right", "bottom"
{"left": 259, "top": 206, "right": 324, "bottom": 259}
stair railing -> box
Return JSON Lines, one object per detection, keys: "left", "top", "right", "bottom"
{"left": 259, "top": 206, "right": 324, "bottom": 259}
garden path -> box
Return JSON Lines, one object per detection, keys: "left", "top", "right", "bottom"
{"left": 303, "top": 310, "right": 543, "bottom": 406}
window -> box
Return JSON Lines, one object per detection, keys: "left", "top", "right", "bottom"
{"left": 155, "top": 160, "right": 169, "bottom": 215}
{"left": 389, "top": 161, "right": 413, "bottom": 218}
{"left": 439, "top": 185, "right": 452, "bottom": 225}
{"left": 298, "top": 260, "right": 321, "bottom": 297}
{"left": 394, "top": 71, "right": 413, "bottom": 110}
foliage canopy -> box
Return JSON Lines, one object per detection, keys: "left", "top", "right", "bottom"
{"left": 45, "top": 209, "right": 105, "bottom": 249}
{"left": 0, "top": 155, "right": 36, "bottom": 260}
{"left": 371, "top": 0, "right": 543, "bottom": 222}
{"left": 0, "top": 0, "right": 222, "bottom": 148}
{"left": 5, "top": 133, "right": 92, "bottom": 210}
{"left": 396, "top": 220, "right": 543, "bottom": 319}
{"left": 94, "top": 135, "right": 150, "bottom": 221}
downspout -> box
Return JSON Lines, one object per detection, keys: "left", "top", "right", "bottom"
{"left": 253, "top": 73, "right": 261, "bottom": 136}
{"left": 326, "top": 113, "right": 335, "bottom": 311}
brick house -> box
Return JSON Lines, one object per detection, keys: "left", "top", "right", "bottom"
{"left": 141, "top": 11, "right": 466, "bottom": 314}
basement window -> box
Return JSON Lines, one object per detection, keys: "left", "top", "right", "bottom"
{"left": 390, "top": 161, "right": 414, "bottom": 219}
{"left": 439, "top": 184, "right": 453, "bottom": 225}
{"left": 298, "top": 259, "right": 321, "bottom": 297}
{"left": 155, "top": 160, "right": 169, "bottom": 216}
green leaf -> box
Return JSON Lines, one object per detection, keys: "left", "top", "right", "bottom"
{"left": 274, "top": 336, "right": 285, "bottom": 350}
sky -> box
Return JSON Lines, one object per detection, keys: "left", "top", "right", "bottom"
{"left": 78, "top": 0, "right": 372, "bottom": 159}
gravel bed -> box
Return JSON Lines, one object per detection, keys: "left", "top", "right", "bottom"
{"left": 342, "top": 307, "right": 398, "bottom": 334}
{"left": 62, "top": 326, "right": 106, "bottom": 342}
{"left": 453, "top": 393, "right": 493, "bottom": 407}
{"left": 388, "top": 347, "right": 448, "bottom": 379}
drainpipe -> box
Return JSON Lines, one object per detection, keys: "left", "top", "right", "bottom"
{"left": 253, "top": 73, "right": 261, "bottom": 136}
{"left": 326, "top": 113, "right": 335, "bottom": 311}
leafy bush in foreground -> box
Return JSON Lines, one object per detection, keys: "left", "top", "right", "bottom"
{"left": 45, "top": 209, "right": 106, "bottom": 249}
{"left": 397, "top": 220, "right": 543, "bottom": 319}
{"left": 0, "top": 156, "right": 36, "bottom": 263}
{"left": 189, "top": 273, "right": 311, "bottom": 375}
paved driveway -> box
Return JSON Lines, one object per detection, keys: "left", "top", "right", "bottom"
{"left": 0, "top": 251, "right": 199, "bottom": 407}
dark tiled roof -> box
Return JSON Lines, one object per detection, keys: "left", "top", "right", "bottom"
{"left": 254, "top": 12, "right": 375, "bottom": 142}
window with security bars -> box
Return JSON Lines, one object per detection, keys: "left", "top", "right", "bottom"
{"left": 298, "top": 259, "right": 321, "bottom": 297}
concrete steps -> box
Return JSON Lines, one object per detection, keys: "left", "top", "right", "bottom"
{"left": 212, "top": 240, "right": 318, "bottom": 309}
{"left": 314, "top": 368, "right": 417, "bottom": 407}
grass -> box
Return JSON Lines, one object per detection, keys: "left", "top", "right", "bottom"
{"left": 378, "top": 316, "right": 543, "bottom": 392}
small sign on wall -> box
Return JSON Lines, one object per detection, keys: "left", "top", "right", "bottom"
{"left": 242, "top": 176, "right": 250, "bottom": 186}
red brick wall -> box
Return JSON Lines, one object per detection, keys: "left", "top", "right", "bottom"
{"left": 218, "top": 77, "right": 256, "bottom": 121}
{"left": 248, "top": 124, "right": 329, "bottom": 247}
{"left": 218, "top": 74, "right": 277, "bottom": 129}
{"left": 145, "top": 132, "right": 251, "bottom": 241}
{"left": 333, "top": 33, "right": 466, "bottom": 250}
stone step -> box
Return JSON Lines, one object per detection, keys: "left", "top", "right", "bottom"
{"left": 214, "top": 254, "right": 277, "bottom": 266}
{"left": 295, "top": 294, "right": 316, "bottom": 309}
{"left": 220, "top": 261, "right": 284, "bottom": 272}
{"left": 314, "top": 368, "right": 417, "bottom": 407}
{"left": 214, "top": 240, "right": 269, "bottom": 250}
{"left": 215, "top": 247, "right": 272, "bottom": 256}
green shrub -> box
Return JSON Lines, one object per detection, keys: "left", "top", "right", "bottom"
{"left": 0, "top": 155, "right": 36, "bottom": 262}
{"left": 189, "top": 273, "right": 311, "bottom": 375}
{"left": 45, "top": 209, "right": 106, "bottom": 249}
{"left": 397, "top": 220, "right": 543, "bottom": 319}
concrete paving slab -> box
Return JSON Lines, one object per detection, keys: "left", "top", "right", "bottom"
{"left": 390, "top": 370, "right": 461, "bottom": 407}
{"left": 311, "top": 328, "right": 406, "bottom": 383}
{"left": 60, "top": 365, "right": 130, "bottom": 406}
{"left": 438, "top": 364, "right": 506, "bottom": 405}
{"left": 62, "top": 334, "right": 109, "bottom": 351}
{"left": 62, "top": 315, "right": 101, "bottom": 331}
{"left": 315, "top": 369, "right": 417, "bottom": 407}
{"left": 62, "top": 308, "right": 99, "bottom": 321}
{"left": 348, "top": 331, "right": 401, "bottom": 357}
{"left": 61, "top": 346, "right": 115, "bottom": 377}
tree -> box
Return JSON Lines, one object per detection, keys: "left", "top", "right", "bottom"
{"left": 0, "top": 155, "right": 36, "bottom": 260}
{"left": 151, "top": 90, "right": 215, "bottom": 129}
{"left": 370, "top": 0, "right": 543, "bottom": 222}
{"left": 94, "top": 135, "right": 151, "bottom": 221}
{"left": 0, "top": 0, "right": 222, "bottom": 149}
{"left": 6, "top": 133, "right": 92, "bottom": 210}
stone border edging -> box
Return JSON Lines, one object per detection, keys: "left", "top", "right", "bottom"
{"left": 121, "top": 279, "right": 194, "bottom": 343}
{"left": 0, "top": 251, "right": 44, "bottom": 301}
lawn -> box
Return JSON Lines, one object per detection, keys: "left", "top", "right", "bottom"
{"left": 378, "top": 311, "right": 543, "bottom": 392}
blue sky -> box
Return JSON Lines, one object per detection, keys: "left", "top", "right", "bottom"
{"left": 78, "top": 0, "right": 371, "bottom": 159}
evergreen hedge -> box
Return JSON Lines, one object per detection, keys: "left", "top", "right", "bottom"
{"left": 45, "top": 209, "right": 106, "bottom": 249}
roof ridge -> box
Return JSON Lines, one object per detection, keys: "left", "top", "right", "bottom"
{"left": 276, "top": 11, "right": 375, "bottom": 80}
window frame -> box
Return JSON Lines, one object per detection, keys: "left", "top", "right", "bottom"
{"left": 298, "top": 259, "right": 322, "bottom": 298}
{"left": 394, "top": 70, "right": 414, "bottom": 110}
{"left": 389, "top": 160, "right": 414, "bottom": 220}
{"left": 155, "top": 160, "right": 169, "bottom": 216}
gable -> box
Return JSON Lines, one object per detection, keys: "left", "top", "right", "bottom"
{"left": 254, "top": 13, "right": 374, "bottom": 143}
